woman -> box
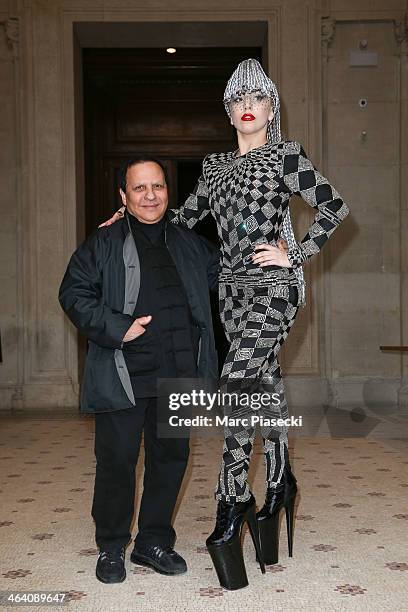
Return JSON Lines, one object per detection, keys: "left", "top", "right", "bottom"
{"left": 101, "top": 59, "right": 350, "bottom": 590}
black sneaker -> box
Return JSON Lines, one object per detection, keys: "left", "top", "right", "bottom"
{"left": 96, "top": 548, "right": 126, "bottom": 583}
{"left": 130, "top": 544, "right": 187, "bottom": 575}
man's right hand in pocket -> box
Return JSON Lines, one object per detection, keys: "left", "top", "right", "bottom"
{"left": 122, "top": 316, "right": 152, "bottom": 342}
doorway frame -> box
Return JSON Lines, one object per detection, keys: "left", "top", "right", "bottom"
{"left": 60, "top": 3, "right": 323, "bottom": 403}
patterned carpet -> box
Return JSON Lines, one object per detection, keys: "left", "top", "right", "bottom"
{"left": 0, "top": 411, "right": 407, "bottom": 612}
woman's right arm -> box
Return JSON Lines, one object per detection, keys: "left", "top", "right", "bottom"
{"left": 98, "top": 206, "right": 125, "bottom": 227}
{"left": 167, "top": 174, "right": 211, "bottom": 228}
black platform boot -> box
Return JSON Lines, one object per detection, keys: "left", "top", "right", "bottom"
{"left": 206, "top": 493, "right": 265, "bottom": 591}
{"left": 256, "top": 465, "right": 297, "bottom": 565}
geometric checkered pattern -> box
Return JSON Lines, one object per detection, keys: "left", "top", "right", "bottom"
{"left": 169, "top": 139, "right": 349, "bottom": 284}
{"left": 280, "top": 141, "right": 350, "bottom": 266}
{"left": 214, "top": 284, "right": 299, "bottom": 502}
{"left": 168, "top": 139, "right": 350, "bottom": 502}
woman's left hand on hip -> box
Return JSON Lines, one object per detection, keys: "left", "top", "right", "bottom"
{"left": 251, "top": 240, "right": 291, "bottom": 268}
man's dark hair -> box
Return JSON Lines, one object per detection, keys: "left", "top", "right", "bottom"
{"left": 119, "top": 156, "right": 169, "bottom": 192}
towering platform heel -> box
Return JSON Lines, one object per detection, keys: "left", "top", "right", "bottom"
{"left": 206, "top": 493, "right": 265, "bottom": 590}
{"left": 256, "top": 465, "right": 297, "bottom": 564}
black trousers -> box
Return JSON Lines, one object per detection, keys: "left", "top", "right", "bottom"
{"left": 91, "top": 397, "right": 190, "bottom": 551}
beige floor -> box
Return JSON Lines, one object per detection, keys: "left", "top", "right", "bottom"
{"left": 0, "top": 411, "right": 407, "bottom": 612}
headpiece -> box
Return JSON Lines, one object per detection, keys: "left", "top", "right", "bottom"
{"left": 223, "top": 58, "right": 281, "bottom": 144}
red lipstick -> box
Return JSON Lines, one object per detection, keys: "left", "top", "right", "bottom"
{"left": 241, "top": 113, "right": 255, "bottom": 121}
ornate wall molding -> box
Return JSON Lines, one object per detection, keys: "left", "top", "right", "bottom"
{"left": 394, "top": 13, "right": 408, "bottom": 56}
{"left": 1, "top": 17, "right": 20, "bottom": 58}
{"left": 321, "top": 16, "right": 336, "bottom": 56}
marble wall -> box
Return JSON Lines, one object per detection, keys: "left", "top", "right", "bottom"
{"left": 0, "top": 0, "right": 406, "bottom": 410}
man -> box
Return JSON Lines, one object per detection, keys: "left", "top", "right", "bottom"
{"left": 59, "top": 157, "right": 218, "bottom": 584}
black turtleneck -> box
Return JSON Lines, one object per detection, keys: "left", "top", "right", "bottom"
{"left": 130, "top": 213, "right": 166, "bottom": 244}
{"left": 122, "top": 212, "right": 199, "bottom": 397}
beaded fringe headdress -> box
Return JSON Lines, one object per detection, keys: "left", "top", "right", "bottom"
{"left": 224, "top": 59, "right": 306, "bottom": 305}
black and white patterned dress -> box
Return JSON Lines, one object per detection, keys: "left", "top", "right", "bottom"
{"left": 169, "top": 140, "right": 349, "bottom": 502}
